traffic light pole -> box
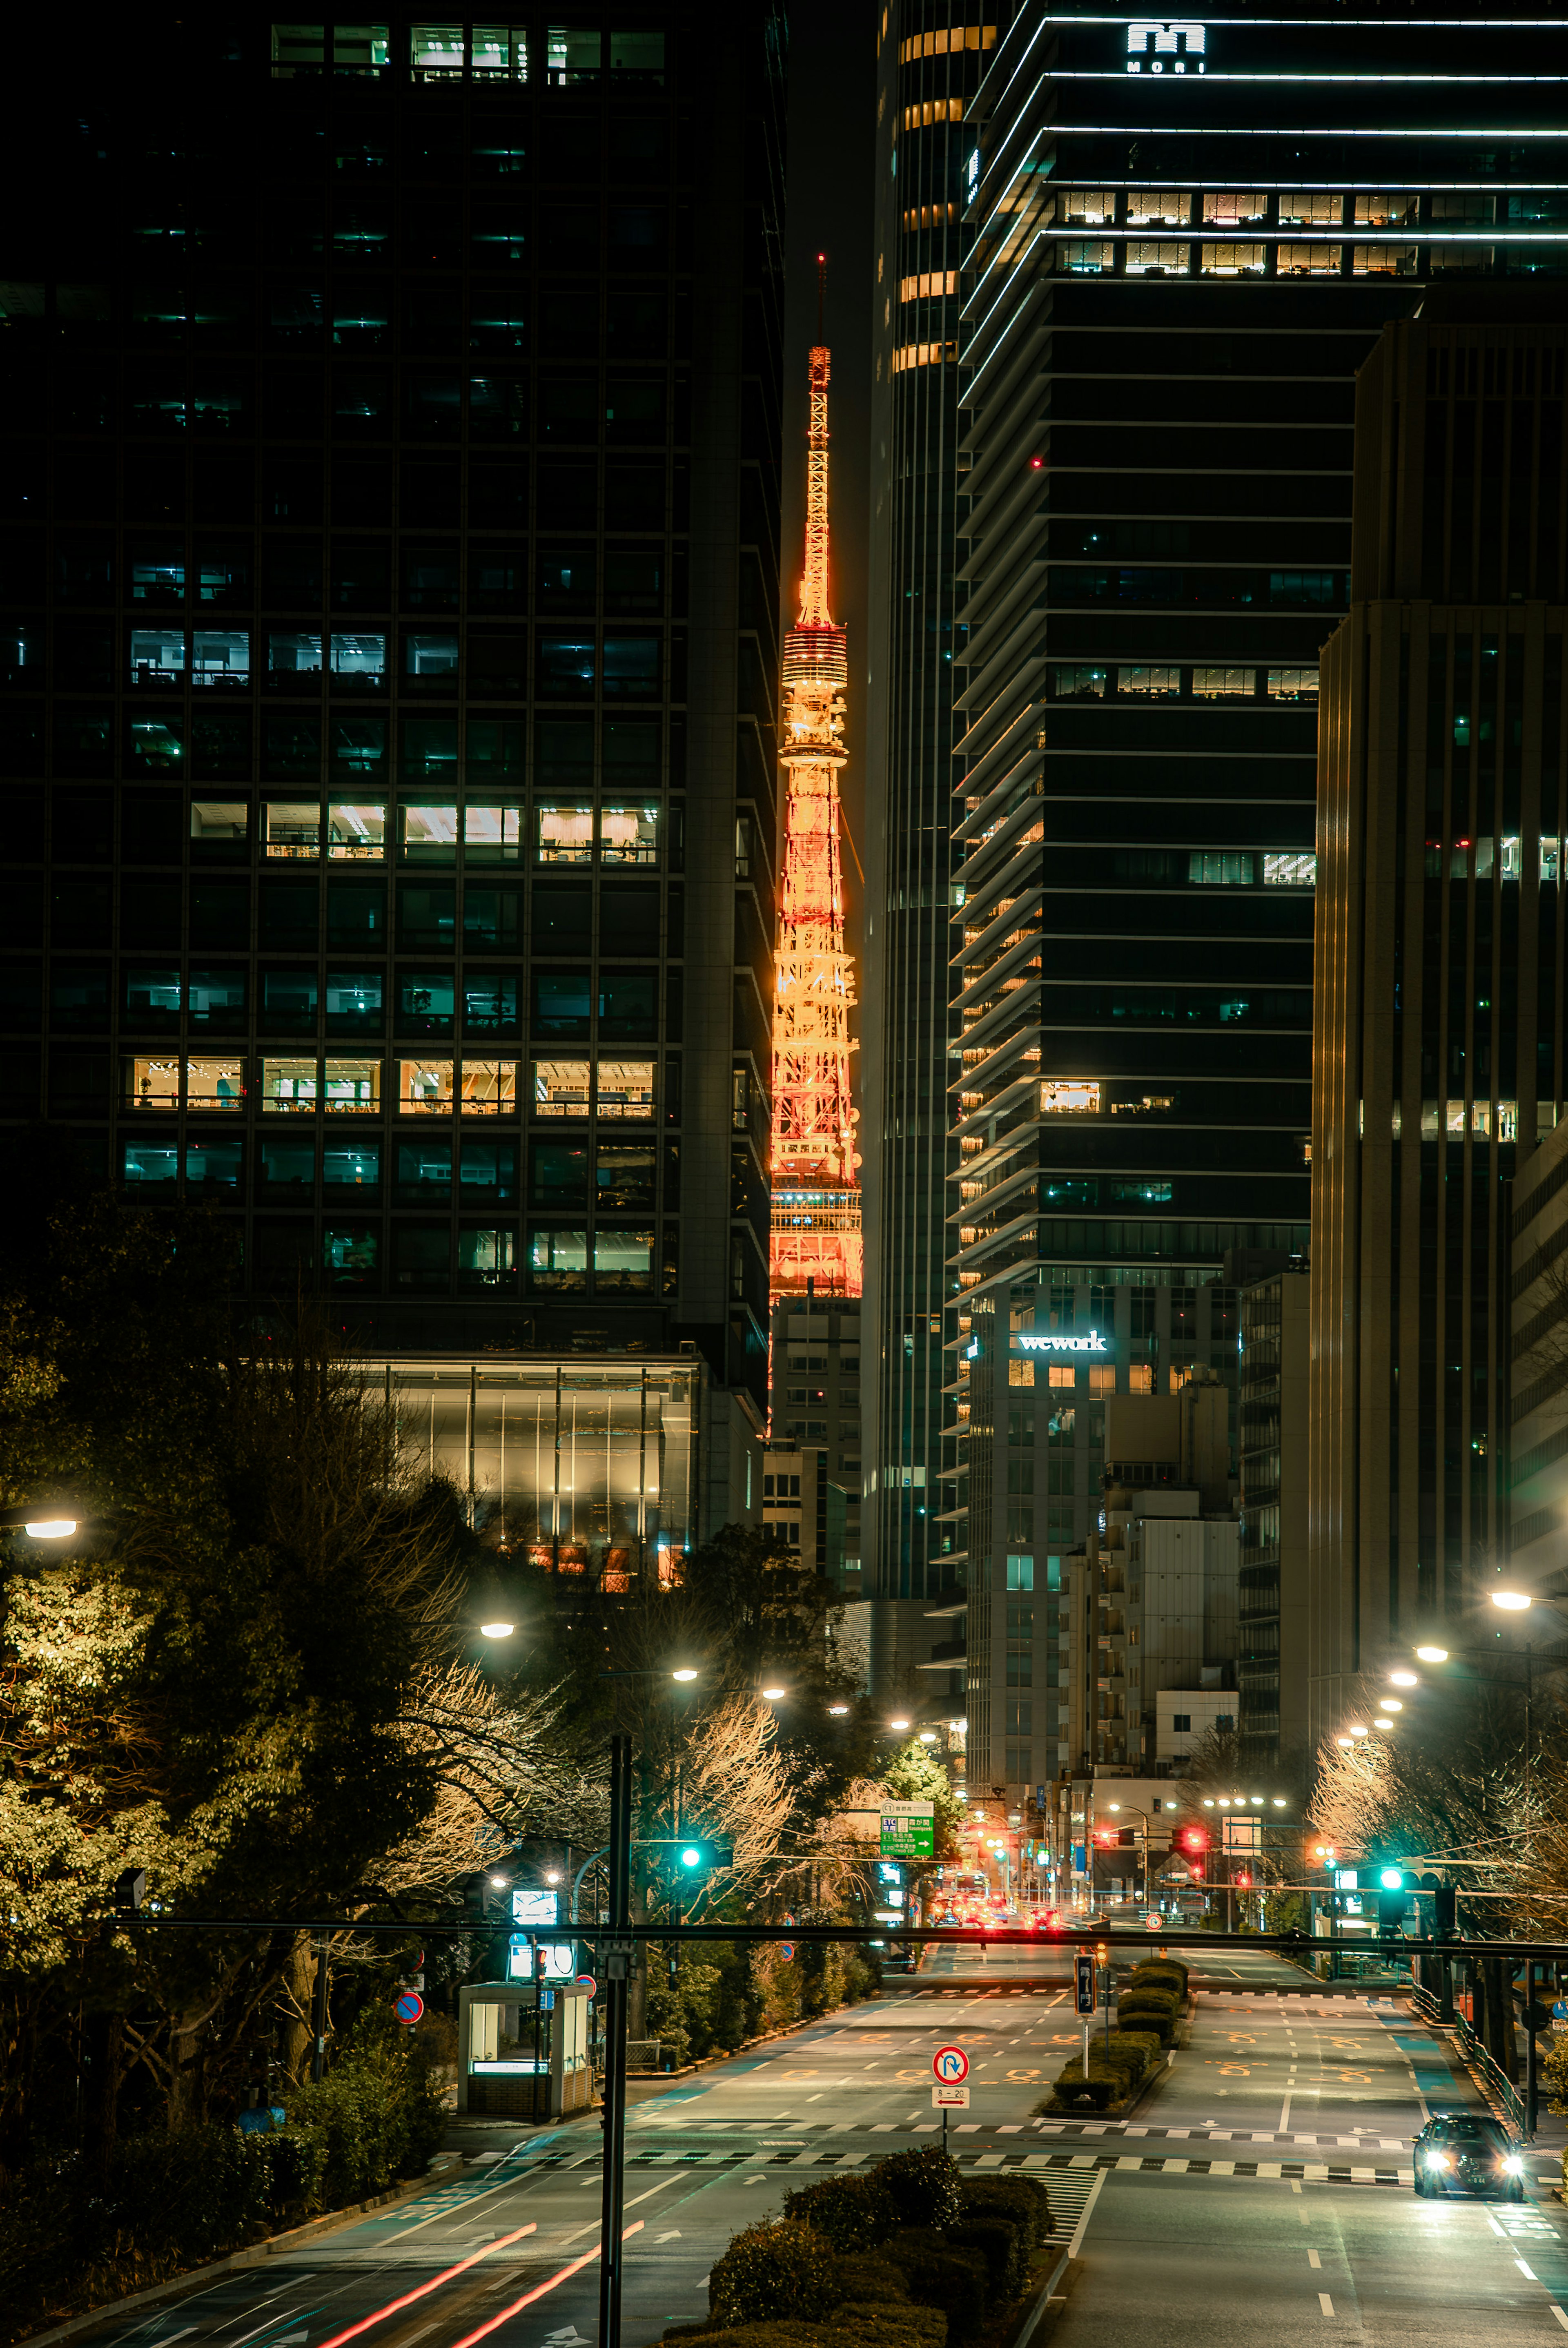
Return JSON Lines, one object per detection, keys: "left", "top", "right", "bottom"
{"left": 598, "top": 1732, "right": 633, "bottom": 2348}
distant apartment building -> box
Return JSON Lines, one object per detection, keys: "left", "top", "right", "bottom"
{"left": 1236, "top": 1259, "right": 1310, "bottom": 1770}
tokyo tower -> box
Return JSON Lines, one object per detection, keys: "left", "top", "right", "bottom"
{"left": 769, "top": 340, "right": 861, "bottom": 1300}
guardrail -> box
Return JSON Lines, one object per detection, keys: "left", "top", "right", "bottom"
{"left": 1409, "top": 1981, "right": 1525, "bottom": 2134}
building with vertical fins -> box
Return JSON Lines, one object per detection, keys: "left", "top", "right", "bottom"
{"left": 866, "top": 10, "right": 1005, "bottom": 1646}
{"left": 1311, "top": 298, "right": 1568, "bottom": 1744}
{"left": 768, "top": 342, "right": 863, "bottom": 1579}
{"left": 945, "top": 5, "right": 1568, "bottom": 1802}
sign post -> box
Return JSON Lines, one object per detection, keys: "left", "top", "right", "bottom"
{"left": 1075, "top": 1950, "right": 1095, "bottom": 2076}
{"left": 933, "top": 2044, "right": 969, "bottom": 2155}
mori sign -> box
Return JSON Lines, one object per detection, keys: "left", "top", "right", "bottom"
{"left": 933, "top": 2045, "right": 969, "bottom": 2085}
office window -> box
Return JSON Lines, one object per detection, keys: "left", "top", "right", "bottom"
{"left": 1277, "top": 243, "right": 1340, "bottom": 278}
{"left": 192, "top": 629, "right": 251, "bottom": 686}
{"left": 1277, "top": 192, "right": 1341, "bottom": 229}
{"left": 457, "top": 1135, "right": 516, "bottom": 1197}
{"left": 1188, "top": 852, "right": 1255, "bottom": 885}
{"left": 1119, "top": 666, "right": 1181, "bottom": 699}
{"left": 260, "top": 967, "right": 319, "bottom": 1034}
{"left": 267, "top": 629, "right": 324, "bottom": 683}
{"left": 130, "top": 628, "right": 186, "bottom": 686}
{"left": 396, "top": 969, "right": 455, "bottom": 1037}
{"left": 181, "top": 1054, "right": 244, "bottom": 1111}
{"left": 1267, "top": 667, "right": 1319, "bottom": 703}
{"left": 123, "top": 968, "right": 181, "bottom": 1031}
{"left": 324, "top": 970, "right": 384, "bottom": 1034}
{"left": 1040, "top": 1080, "right": 1099, "bottom": 1114}
{"left": 1200, "top": 243, "right": 1265, "bottom": 276}
{"left": 323, "top": 1056, "right": 380, "bottom": 1112}
{"left": 597, "top": 1059, "right": 654, "bottom": 1118}
{"left": 395, "top": 1136, "right": 452, "bottom": 1202}
{"left": 401, "top": 804, "right": 459, "bottom": 858}
{"left": 461, "top": 974, "right": 519, "bottom": 1038}
{"left": 597, "top": 971, "right": 656, "bottom": 1040}
{"left": 458, "top": 1227, "right": 517, "bottom": 1291}
{"left": 1353, "top": 245, "right": 1419, "bottom": 279}
{"left": 188, "top": 968, "right": 247, "bottom": 1030}
{"left": 1125, "top": 243, "right": 1189, "bottom": 277}
{"left": 1202, "top": 191, "right": 1268, "bottom": 227}
{"left": 397, "top": 1055, "right": 453, "bottom": 1113}
{"left": 533, "top": 970, "right": 592, "bottom": 1038}
{"left": 596, "top": 1143, "right": 655, "bottom": 1209}
{"left": 463, "top": 805, "right": 522, "bottom": 861}
{"left": 1171, "top": 1712, "right": 1191, "bottom": 1733}
{"left": 328, "top": 631, "right": 386, "bottom": 688}
{"left": 396, "top": 881, "right": 456, "bottom": 948}
{"left": 403, "top": 631, "right": 459, "bottom": 687}
{"left": 263, "top": 799, "right": 321, "bottom": 857}
{"left": 599, "top": 805, "right": 659, "bottom": 867}
{"left": 1270, "top": 571, "right": 1340, "bottom": 606}
{"left": 1048, "top": 665, "right": 1105, "bottom": 700}
{"left": 260, "top": 1134, "right": 317, "bottom": 1191}
{"left": 1192, "top": 666, "right": 1253, "bottom": 698}
{"left": 1059, "top": 243, "right": 1115, "bottom": 276}
{"left": 471, "top": 25, "right": 530, "bottom": 80}
{"left": 323, "top": 1225, "right": 380, "bottom": 1289}
{"left": 1127, "top": 190, "right": 1191, "bottom": 228}
{"left": 532, "top": 1058, "right": 589, "bottom": 1117}
{"left": 326, "top": 801, "right": 385, "bottom": 858}
{"left": 401, "top": 547, "right": 461, "bottom": 611}
{"left": 1055, "top": 190, "right": 1116, "bottom": 228}
{"left": 594, "top": 1226, "right": 653, "bottom": 1291}
{"left": 528, "top": 1225, "right": 588, "bottom": 1287}
{"left": 1263, "top": 852, "right": 1316, "bottom": 887}
{"left": 535, "top": 804, "right": 592, "bottom": 865}
{"left": 122, "top": 1054, "right": 180, "bottom": 1111}
{"left": 261, "top": 1055, "right": 318, "bottom": 1111}
{"left": 184, "top": 1137, "right": 243, "bottom": 1193}
{"left": 1005, "top": 1556, "right": 1034, "bottom": 1592}
{"left": 323, "top": 1137, "right": 380, "bottom": 1193}
{"left": 460, "top": 1056, "right": 517, "bottom": 1114}
{"left": 122, "top": 1139, "right": 179, "bottom": 1191}
{"left": 409, "top": 25, "right": 464, "bottom": 78}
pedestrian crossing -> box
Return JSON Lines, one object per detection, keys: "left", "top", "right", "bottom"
{"left": 628, "top": 2116, "right": 1417, "bottom": 2152}
{"left": 522, "top": 2143, "right": 1421, "bottom": 2187}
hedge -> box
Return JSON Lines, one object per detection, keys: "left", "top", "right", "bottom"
{"left": 957, "top": 2175, "right": 1051, "bottom": 2252}
{"left": 709, "top": 2223, "right": 843, "bottom": 2330}
{"left": 782, "top": 2174, "right": 897, "bottom": 2250}
{"left": 1130, "top": 1959, "right": 1188, "bottom": 1996}
{"left": 880, "top": 2228, "right": 991, "bottom": 2342}
{"left": 834, "top": 2255, "right": 913, "bottom": 2303}
{"left": 878, "top": 2147, "right": 964, "bottom": 2231}
{"left": 690, "top": 2313, "right": 946, "bottom": 2348}
{"left": 946, "top": 2217, "right": 1028, "bottom": 2301}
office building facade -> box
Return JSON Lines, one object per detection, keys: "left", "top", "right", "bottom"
{"left": 1236, "top": 1260, "right": 1309, "bottom": 1770}
{"left": 1510, "top": 1119, "right": 1568, "bottom": 1583}
{"left": 768, "top": 1291, "right": 862, "bottom": 1578}
{"left": 948, "top": 4, "right": 1568, "bottom": 1797}
{"left": 0, "top": 5, "right": 784, "bottom": 1451}
{"left": 864, "top": 6, "right": 1004, "bottom": 1607}
{"left": 1311, "top": 303, "right": 1568, "bottom": 1735}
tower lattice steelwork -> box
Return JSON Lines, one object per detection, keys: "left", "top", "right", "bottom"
{"left": 770, "top": 343, "right": 861, "bottom": 1299}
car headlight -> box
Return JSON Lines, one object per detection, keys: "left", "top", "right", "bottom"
{"left": 1424, "top": 2152, "right": 1451, "bottom": 2170}
{"left": 1502, "top": 2155, "right": 1524, "bottom": 2175}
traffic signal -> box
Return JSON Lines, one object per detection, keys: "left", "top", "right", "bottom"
{"left": 1180, "top": 1826, "right": 1208, "bottom": 1855}
{"left": 1234, "top": 1871, "right": 1253, "bottom": 1891}
{"left": 1432, "top": 1885, "right": 1457, "bottom": 1934}
{"left": 674, "top": 1836, "right": 734, "bottom": 1876}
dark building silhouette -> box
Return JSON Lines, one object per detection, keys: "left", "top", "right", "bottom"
{"left": 0, "top": 6, "right": 784, "bottom": 1445}
{"left": 1311, "top": 296, "right": 1568, "bottom": 1738}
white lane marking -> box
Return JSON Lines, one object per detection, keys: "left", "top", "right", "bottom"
{"left": 1279, "top": 2096, "right": 1292, "bottom": 2132}
{"left": 555, "top": 2177, "right": 682, "bottom": 2248}
{"left": 1066, "top": 2167, "right": 1108, "bottom": 2260}
{"left": 1517, "top": 2260, "right": 1538, "bottom": 2280}
{"left": 381, "top": 2173, "right": 535, "bottom": 2240}
{"left": 655, "top": 2232, "right": 682, "bottom": 2243}
{"left": 1307, "top": 2250, "right": 1321, "bottom": 2270}
{"left": 1318, "top": 2294, "right": 1335, "bottom": 2317}
{"left": 1550, "top": 2307, "right": 1568, "bottom": 2333}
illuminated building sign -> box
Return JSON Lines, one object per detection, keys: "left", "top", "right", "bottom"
{"left": 1014, "top": 1329, "right": 1110, "bottom": 1356}
{"left": 1127, "top": 21, "right": 1207, "bottom": 71}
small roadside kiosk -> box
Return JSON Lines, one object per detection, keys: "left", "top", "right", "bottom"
{"left": 457, "top": 1978, "right": 593, "bottom": 2118}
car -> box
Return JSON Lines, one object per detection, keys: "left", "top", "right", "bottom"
{"left": 1413, "top": 2113, "right": 1526, "bottom": 2200}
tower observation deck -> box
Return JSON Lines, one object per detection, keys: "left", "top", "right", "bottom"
{"left": 769, "top": 343, "right": 861, "bottom": 1300}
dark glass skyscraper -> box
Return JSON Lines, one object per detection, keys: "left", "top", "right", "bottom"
{"left": 0, "top": 5, "right": 784, "bottom": 1430}
{"left": 865, "top": 6, "right": 1004, "bottom": 1611}
{"left": 947, "top": 4, "right": 1568, "bottom": 1794}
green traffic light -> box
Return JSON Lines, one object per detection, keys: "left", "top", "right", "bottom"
{"left": 1379, "top": 1866, "right": 1403, "bottom": 1890}
{"left": 680, "top": 1845, "right": 702, "bottom": 1869}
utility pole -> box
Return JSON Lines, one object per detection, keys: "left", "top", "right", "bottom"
{"left": 598, "top": 1733, "right": 633, "bottom": 2348}
{"left": 310, "top": 1933, "right": 330, "bottom": 2083}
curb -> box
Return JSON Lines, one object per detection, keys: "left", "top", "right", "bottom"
{"left": 1009, "top": 2248, "right": 1074, "bottom": 2348}
{"left": 16, "top": 2154, "right": 463, "bottom": 2348}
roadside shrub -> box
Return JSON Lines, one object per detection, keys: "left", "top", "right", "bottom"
{"left": 834, "top": 2304, "right": 947, "bottom": 2348}
{"left": 1042, "top": 2068, "right": 1115, "bottom": 2111}
{"left": 875, "top": 2146, "right": 963, "bottom": 2231}
{"left": 946, "top": 2217, "right": 1027, "bottom": 2301}
{"left": 1116, "top": 2003, "right": 1177, "bottom": 2047}
{"left": 881, "top": 2229, "right": 990, "bottom": 2343}
{"left": 709, "top": 2222, "right": 843, "bottom": 2330}
{"left": 1130, "top": 1959, "right": 1187, "bottom": 1997}
{"left": 285, "top": 2002, "right": 446, "bottom": 2208}
{"left": 1109, "top": 2031, "right": 1163, "bottom": 2080}
{"left": 689, "top": 2328, "right": 826, "bottom": 2348}
{"left": 958, "top": 2175, "right": 1051, "bottom": 2252}
{"left": 833, "top": 2255, "right": 911, "bottom": 2304}
{"left": 782, "top": 2174, "right": 896, "bottom": 2250}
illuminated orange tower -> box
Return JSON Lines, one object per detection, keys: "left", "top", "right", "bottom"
{"left": 769, "top": 341, "right": 862, "bottom": 1299}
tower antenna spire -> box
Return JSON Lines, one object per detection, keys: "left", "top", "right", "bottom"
{"left": 817, "top": 250, "right": 826, "bottom": 341}
{"left": 769, "top": 335, "right": 861, "bottom": 1304}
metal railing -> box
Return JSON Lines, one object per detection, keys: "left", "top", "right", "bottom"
{"left": 1408, "top": 1981, "right": 1526, "bottom": 2134}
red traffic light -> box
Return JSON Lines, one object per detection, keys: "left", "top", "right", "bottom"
{"left": 1234, "top": 1871, "right": 1253, "bottom": 1890}
{"left": 1180, "top": 1827, "right": 1208, "bottom": 1853}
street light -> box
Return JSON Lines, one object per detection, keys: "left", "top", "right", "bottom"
{"left": 828, "top": 1703, "right": 850, "bottom": 1715}
{"left": 1416, "top": 1644, "right": 1450, "bottom": 1662}
{"left": 761, "top": 1685, "right": 786, "bottom": 1701}
{"left": 1389, "top": 1670, "right": 1419, "bottom": 1687}
{"left": 480, "top": 1618, "right": 515, "bottom": 1638}
{"left": 1381, "top": 1699, "right": 1402, "bottom": 1712}
{"left": 1349, "top": 1724, "right": 1369, "bottom": 1737}
{"left": 890, "top": 1716, "right": 910, "bottom": 1730}
{"left": 1492, "top": 1591, "right": 1532, "bottom": 1611}
{"left": 672, "top": 1668, "right": 699, "bottom": 1683}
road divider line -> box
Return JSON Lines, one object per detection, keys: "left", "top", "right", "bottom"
{"left": 314, "top": 2228, "right": 538, "bottom": 2348}
{"left": 444, "top": 2222, "right": 646, "bottom": 2348}
{"left": 1318, "top": 2294, "right": 1334, "bottom": 2318}
{"left": 1550, "top": 2306, "right": 1568, "bottom": 2332}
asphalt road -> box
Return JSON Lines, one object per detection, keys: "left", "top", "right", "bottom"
{"left": 69, "top": 1950, "right": 1568, "bottom": 2348}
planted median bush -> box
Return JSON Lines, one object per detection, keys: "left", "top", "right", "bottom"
{"left": 878, "top": 2145, "right": 965, "bottom": 2231}
{"left": 708, "top": 2221, "right": 844, "bottom": 2330}
{"left": 958, "top": 2175, "right": 1051, "bottom": 2252}
{"left": 782, "top": 2174, "right": 897, "bottom": 2250}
